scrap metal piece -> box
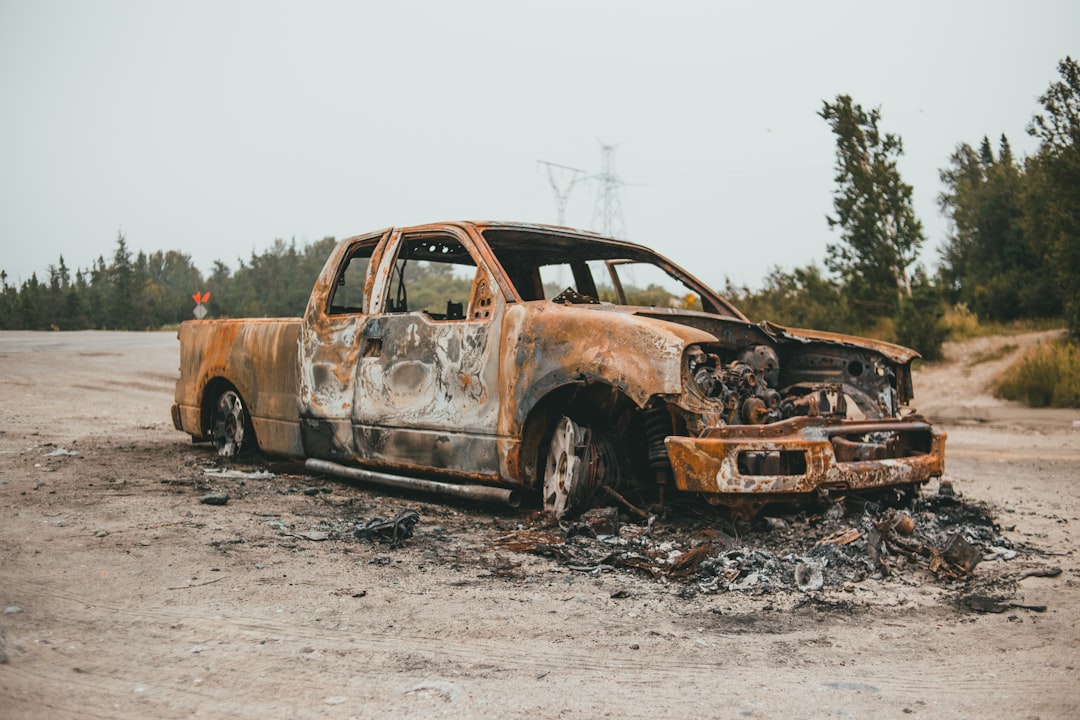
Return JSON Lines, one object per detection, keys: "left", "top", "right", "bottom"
{"left": 354, "top": 509, "right": 420, "bottom": 548}
{"left": 941, "top": 533, "right": 982, "bottom": 575}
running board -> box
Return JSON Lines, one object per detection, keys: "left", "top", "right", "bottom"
{"left": 304, "top": 458, "right": 522, "bottom": 508}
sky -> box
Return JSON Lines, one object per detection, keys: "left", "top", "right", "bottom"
{"left": 1, "top": 0, "right": 1077, "bottom": 293}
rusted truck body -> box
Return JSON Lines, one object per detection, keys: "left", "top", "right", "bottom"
{"left": 172, "top": 221, "right": 945, "bottom": 518}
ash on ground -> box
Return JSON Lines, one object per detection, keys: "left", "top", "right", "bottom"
{"left": 494, "top": 480, "right": 1058, "bottom": 606}
{"left": 194, "top": 458, "right": 1060, "bottom": 612}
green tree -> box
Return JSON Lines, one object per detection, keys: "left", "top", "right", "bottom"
{"left": 894, "top": 268, "right": 947, "bottom": 360}
{"left": 1025, "top": 56, "right": 1080, "bottom": 338}
{"left": 938, "top": 135, "right": 1053, "bottom": 320}
{"left": 144, "top": 250, "right": 204, "bottom": 326}
{"left": 107, "top": 233, "right": 137, "bottom": 329}
{"left": 819, "top": 95, "right": 925, "bottom": 319}
{"left": 722, "top": 264, "right": 858, "bottom": 333}
{"left": 0, "top": 270, "right": 15, "bottom": 328}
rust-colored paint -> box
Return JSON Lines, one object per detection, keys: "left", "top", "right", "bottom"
{"left": 665, "top": 417, "right": 945, "bottom": 496}
{"left": 174, "top": 317, "right": 303, "bottom": 457}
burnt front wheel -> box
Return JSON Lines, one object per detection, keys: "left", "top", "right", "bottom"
{"left": 542, "top": 416, "right": 620, "bottom": 519}
{"left": 210, "top": 389, "right": 248, "bottom": 457}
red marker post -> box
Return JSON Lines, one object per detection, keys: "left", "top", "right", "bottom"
{"left": 192, "top": 291, "right": 211, "bottom": 319}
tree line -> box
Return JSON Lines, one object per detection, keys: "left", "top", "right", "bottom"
{"left": 0, "top": 235, "right": 336, "bottom": 330}
{"left": 2, "top": 58, "right": 1078, "bottom": 355}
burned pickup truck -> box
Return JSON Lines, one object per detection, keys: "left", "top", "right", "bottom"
{"left": 172, "top": 221, "right": 945, "bottom": 519}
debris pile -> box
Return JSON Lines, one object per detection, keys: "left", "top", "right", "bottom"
{"left": 495, "top": 485, "right": 1035, "bottom": 595}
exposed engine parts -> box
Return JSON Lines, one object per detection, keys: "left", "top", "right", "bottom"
{"left": 687, "top": 345, "right": 779, "bottom": 425}
{"left": 688, "top": 344, "right": 859, "bottom": 426}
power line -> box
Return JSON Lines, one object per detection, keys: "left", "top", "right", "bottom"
{"left": 539, "top": 144, "right": 629, "bottom": 238}
{"left": 537, "top": 160, "right": 587, "bottom": 226}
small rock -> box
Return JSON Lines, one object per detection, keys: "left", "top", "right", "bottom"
{"left": 45, "top": 448, "right": 80, "bottom": 457}
{"left": 3, "top": 605, "right": 22, "bottom": 616}
{"left": 303, "top": 487, "right": 321, "bottom": 496}
{"left": 199, "top": 493, "right": 229, "bottom": 506}
{"left": 405, "top": 680, "right": 462, "bottom": 703}
{"left": 823, "top": 503, "right": 845, "bottom": 522}
{"left": 94, "top": 530, "right": 109, "bottom": 538}
{"left": 765, "top": 516, "right": 789, "bottom": 531}
{"left": 795, "top": 561, "right": 825, "bottom": 592}
{"left": 984, "top": 546, "right": 1018, "bottom": 561}
{"left": 736, "top": 572, "right": 759, "bottom": 589}
{"left": 324, "top": 697, "right": 348, "bottom": 705}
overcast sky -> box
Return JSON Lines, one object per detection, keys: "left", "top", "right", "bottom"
{"left": 1, "top": 0, "right": 1076, "bottom": 292}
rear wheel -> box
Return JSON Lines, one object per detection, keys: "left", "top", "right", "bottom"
{"left": 210, "top": 389, "right": 248, "bottom": 457}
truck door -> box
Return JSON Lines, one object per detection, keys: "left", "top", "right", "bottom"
{"left": 353, "top": 228, "right": 504, "bottom": 479}
{"left": 298, "top": 230, "right": 388, "bottom": 462}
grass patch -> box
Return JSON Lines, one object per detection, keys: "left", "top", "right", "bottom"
{"left": 966, "top": 343, "right": 1019, "bottom": 368}
{"left": 943, "top": 304, "right": 1065, "bottom": 341}
{"left": 994, "top": 340, "right": 1080, "bottom": 408}
{"left": 857, "top": 316, "right": 897, "bottom": 344}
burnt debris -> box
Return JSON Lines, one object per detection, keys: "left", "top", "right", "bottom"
{"left": 495, "top": 486, "right": 1042, "bottom": 597}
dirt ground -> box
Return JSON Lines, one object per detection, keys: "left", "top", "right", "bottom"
{"left": 1, "top": 329, "right": 1077, "bottom": 719}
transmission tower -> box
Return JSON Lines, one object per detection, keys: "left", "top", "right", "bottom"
{"left": 591, "top": 143, "right": 627, "bottom": 239}
{"left": 537, "top": 160, "right": 587, "bottom": 225}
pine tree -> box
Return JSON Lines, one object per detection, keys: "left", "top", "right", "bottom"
{"left": 1026, "top": 57, "right": 1080, "bottom": 338}
{"left": 938, "top": 135, "right": 1049, "bottom": 320}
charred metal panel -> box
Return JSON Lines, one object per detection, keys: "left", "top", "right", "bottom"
{"left": 300, "top": 417, "right": 355, "bottom": 463}
{"left": 174, "top": 318, "right": 303, "bottom": 457}
{"left": 494, "top": 302, "right": 714, "bottom": 485}
{"left": 354, "top": 311, "right": 503, "bottom": 473}
{"left": 760, "top": 321, "right": 920, "bottom": 365}
{"left": 779, "top": 345, "right": 899, "bottom": 418}
{"left": 635, "top": 310, "right": 773, "bottom": 352}
{"left": 355, "top": 426, "right": 500, "bottom": 477}
{"left": 299, "top": 315, "right": 365, "bottom": 459}
{"left": 352, "top": 230, "right": 505, "bottom": 476}
{"left": 298, "top": 230, "right": 390, "bottom": 460}
{"left": 499, "top": 302, "right": 710, "bottom": 430}
{"left": 665, "top": 417, "right": 945, "bottom": 498}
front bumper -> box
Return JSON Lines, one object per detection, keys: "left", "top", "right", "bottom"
{"left": 665, "top": 416, "right": 945, "bottom": 515}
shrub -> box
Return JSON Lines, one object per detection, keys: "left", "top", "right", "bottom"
{"left": 994, "top": 340, "right": 1080, "bottom": 407}
{"left": 942, "top": 303, "right": 981, "bottom": 340}
{"left": 894, "top": 283, "right": 947, "bottom": 361}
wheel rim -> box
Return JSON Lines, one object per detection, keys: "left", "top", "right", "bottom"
{"left": 212, "top": 390, "right": 246, "bottom": 457}
{"left": 543, "top": 416, "right": 588, "bottom": 519}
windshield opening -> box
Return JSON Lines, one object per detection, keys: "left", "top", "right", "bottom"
{"left": 482, "top": 228, "right": 738, "bottom": 318}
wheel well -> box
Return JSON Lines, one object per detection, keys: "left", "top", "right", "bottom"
{"left": 200, "top": 378, "right": 256, "bottom": 446}
{"left": 519, "top": 382, "right": 646, "bottom": 490}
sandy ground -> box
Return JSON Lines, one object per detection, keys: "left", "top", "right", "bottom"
{"left": 0, "top": 329, "right": 1077, "bottom": 719}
